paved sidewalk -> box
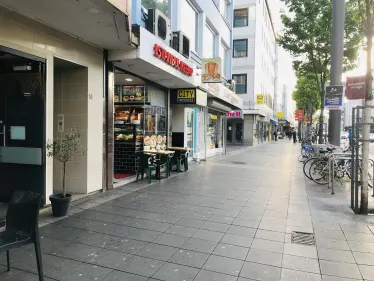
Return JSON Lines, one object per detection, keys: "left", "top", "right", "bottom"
{"left": 1, "top": 141, "right": 374, "bottom": 281}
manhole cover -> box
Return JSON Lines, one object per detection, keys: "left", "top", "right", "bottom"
{"left": 230, "top": 161, "right": 247, "bottom": 165}
{"left": 291, "top": 231, "right": 315, "bottom": 246}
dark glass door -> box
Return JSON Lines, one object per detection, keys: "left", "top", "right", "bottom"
{"left": 235, "top": 122, "right": 243, "bottom": 144}
{"left": 0, "top": 49, "right": 45, "bottom": 202}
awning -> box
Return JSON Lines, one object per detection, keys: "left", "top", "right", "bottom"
{"left": 0, "top": 0, "right": 133, "bottom": 50}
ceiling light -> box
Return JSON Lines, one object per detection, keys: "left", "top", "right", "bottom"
{"left": 86, "top": 7, "right": 100, "bottom": 14}
{"left": 125, "top": 78, "right": 133, "bottom": 82}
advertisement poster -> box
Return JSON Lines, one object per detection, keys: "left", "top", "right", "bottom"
{"left": 325, "top": 85, "right": 343, "bottom": 110}
{"left": 201, "top": 58, "right": 222, "bottom": 83}
{"left": 346, "top": 76, "right": 365, "bottom": 100}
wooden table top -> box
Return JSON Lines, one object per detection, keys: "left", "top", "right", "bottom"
{"left": 168, "top": 147, "right": 191, "bottom": 151}
{"left": 144, "top": 150, "right": 175, "bottom": 155}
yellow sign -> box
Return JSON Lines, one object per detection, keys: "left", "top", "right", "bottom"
{"left": 211, "top": 115, "right": 217, "bottom": 120}
{"left": 178, "top": 89, "right": 195, "bottom": 99}
{"left": 256, "top": 94, "right": 264, "bottom": 104}
{"left": 277, "top": 112, "right": 284, "bottom": 118}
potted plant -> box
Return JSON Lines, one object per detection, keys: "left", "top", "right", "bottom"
{"left": 46, "top": 127, "right": 84, "bottom": 217}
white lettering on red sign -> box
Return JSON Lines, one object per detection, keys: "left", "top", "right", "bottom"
{"left": 153, "top": 44, "right": 193, "bottom": 76}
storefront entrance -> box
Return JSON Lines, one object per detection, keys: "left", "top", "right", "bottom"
{"left": 227, "top": 121, "right": 243, "bottom": 144}
{"left": 0, "top": 47, "right": 46, "bottom": 202}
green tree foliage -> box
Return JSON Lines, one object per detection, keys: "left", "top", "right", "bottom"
{"left": 278, "top": 0, "right": 363, "bottom": 143}
{"left": 292, "top": 74, "right": 320, "bottom": 115}
{"left": 142, "top": 0, "right": 168, "bottom": 15}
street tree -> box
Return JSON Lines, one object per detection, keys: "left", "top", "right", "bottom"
{"left": 292, "top": 73, "right": 320, "bottom": 116}
{"left": 278, "top": 0, "right": 363, "bottom": 144}
{"left": 141, "top": 0, "right": 168, "bottom": 15}
{"left": 352, "top": 0, "right": 374, "bottom": 214}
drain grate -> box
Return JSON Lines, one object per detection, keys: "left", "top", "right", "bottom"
{"left": 291, "top": 231, "right": 315, "bottom": 246}
{"left": 230, "top": 161, "right": 247, "bottom": 165}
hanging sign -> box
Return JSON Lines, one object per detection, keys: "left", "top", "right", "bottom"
{"left": 346, "top": 76, "right": 365, "bottom": 100}
{"left": 325, "top": 85, "right": 343, "bottom": 110}
{"left": 256, "top": 94, "right": 264, "bottom": 104}
{"left": 170, "top": 89, "right": 196, "bottom": 104}
{"left": 277, "top": 112, "right": 284, "bottom": 119}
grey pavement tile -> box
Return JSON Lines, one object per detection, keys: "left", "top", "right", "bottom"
{"left": 152, "top": 262, "right": 199, "bottom": 281}
{"left": 39, "top": 224, "right": 88, "bottom": 241}
{"left": 54, "top": 241, "right": 104, "bottom": 263}
{"left": 344, "top": 232, "right": 374, "bottom": 243}
{"left": 245, "top": 249, "right": 283, "bottom": 267}
{"left": 316, "top": 238, "right": 350, "bottom": 251}
{"left": 286, "top": 225, "right": 314, "bottom": 234}
{"left": 348, "top": 241, "right": 374, "bottom": 253}
{"left": 119, "top": 256, "right": 164, "bottom": 277}
{"left": 358, "top": 264, "right": 374, "bottom": 280}
{"left": 319, "top": 260, "right": 362, "bottom": 279}
{"left": 282, "top": 255, "right": 320, "bottom": 274}
{"left": 240, "top": 261, "right": 281, "bottom": 281}
{"left": 208, "top": 214, "right": 236, "bottom": 225}
{"left": 0, "top": 270, "right": 55, "bottom": 281}
{"left": 227, "top": 225, "right": 257, "bottom": 238}
{"left": 194, "top": 269, "right": 238, "bottom": 281}
{"left": 283, "top": 243, "right": 318, "bottom": 259}
{"left": 176, "top": 217, "right": 205, "bottom": 228}
{"left": 255, "top": 229, "right": 285, "bottom": 242}
{"left": 123, "top": 228, "right": 162, "bottom": 242}
{"left": 193, "top": 229, "right": 225, "bottom": 242}
{"left": 313, "top": 222, "right": 341, "bottom": 231}
{"left": 181, "top": 238, "right": 218, "bottom": 254}
{"left": 221, "top": 234, "right": 253, "bottom": 248}
{"left": 164, "top": 225, "right": 199, "bottom": 237}
{"left": 203, "top": 255, "right": 244, "bottom": 276}
{"left": 201, "top": 221, "right": 231, "bottom": 232}
{"left": 340, "top": 224, "right": 372, "bottom": 234}
{"left": 258, "top": 222, "right": 286, "bottom": 233}
{"left": 87, "top": 248, "right": 132, "bottom": 268}
{"left": 352, "top": 251, "right": 374, "bottom": 265}
{"left": 321, "top": 276, "right": 361, "bottom": 281}
{"left": 58, "top": 263, "right": 112, "bottom": 281}
{"left": 168, "top": 249, "right": 209, "bottom": 268}
{"left": 214, "top": 209, "right": 240, "bottom": 218}
{"left": 232, "top": 218, "right": 261, "bottom": 228}
{"left": 314, "top": 230, "right": 346, "bottom": 241}
{"left": 136, "top": 243, "right": 178, "bottom": 261}
{"left": 212, "top": 243, "right": 249, "bottom": 260}
{"left": 102, "top": 270, "right": 148, "bottom": 281}
{"left": 251, "top": 238, "right": 284, "bottom": 254}
{"left": 24, "top": 236, "right": 71, "bottom": 255}
{"left": 152, "top": 233, "right": 189, "bottom": 248}
{"left": 318, "top": 248, "right": 356, "bottom": 264}
{"left": 280, "top": 268, "right": 322, "bottom": 281}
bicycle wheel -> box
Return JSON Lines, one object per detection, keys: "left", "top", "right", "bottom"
{"left": 309, "top": 159, "right": 329, "bottom": 185}
{"left": 298, "top": 154, "right": 308, "bottom": 162}
{"left": 303, "top": 157, "right": 319, "bottom": 180}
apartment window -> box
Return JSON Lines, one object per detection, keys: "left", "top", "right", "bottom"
{"left": 234, "top": 9, "right": 248, "bottom": 27}
{"left": 203, "top": 25, "right": 215, "bottom": 58}
{"left": 220, "top": 0, "right": 228, "bottom": 20}
{"left": 181, "top": 0, "right": 198, "bottom": 52}
{"left": 232, "top": 74, "right": 247, "bottom": 94}
{"left": 233, "top": 39, "right": 248, "bottom": 58}
{"left": 220, "top": 44, "right": 228, "bottom": 78}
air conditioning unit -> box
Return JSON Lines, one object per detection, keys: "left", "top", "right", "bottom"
{"left": 172, "top": 31, "right": 190, "bottom": 58}
{"left": 228, "top": 79, "right": 236, "bottom": 92}
{"left": 147, "top": 8, "right": 171, "bottom": 44}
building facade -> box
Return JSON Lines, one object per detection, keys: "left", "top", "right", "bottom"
{"left": 104, "top": 0, "right": 243, "bottom": 188}
{"left": 232, "top": 0, "right": 279, "bottom": 145}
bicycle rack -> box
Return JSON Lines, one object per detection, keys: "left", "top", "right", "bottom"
{"left": 351, "top": 106, "right": 374, "bottom": 213}
{"left": 328, "top": 153, "right": 355, "bottom": 195}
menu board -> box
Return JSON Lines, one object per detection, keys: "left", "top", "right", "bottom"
{"left": 114, "top": 85, "right": 121, "bottom": 103}
{"left": 144, "top": 134, "right": 167, "bottom": 151}
{"left": 121, "top": 86, "right": 147, "bottom": 103}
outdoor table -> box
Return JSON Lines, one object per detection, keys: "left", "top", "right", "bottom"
{"left": 167, "top": 147, "right": 190, "bottom": 172}
{"left": 167, "top": 147, "right": 191, "bottom": 151}
{"left": 143, "top": 150, "right": 175, "bottom": 179}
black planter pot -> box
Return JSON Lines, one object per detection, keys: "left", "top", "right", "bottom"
{"left": 49, "top": 194, "right": 72, "bottom": 217}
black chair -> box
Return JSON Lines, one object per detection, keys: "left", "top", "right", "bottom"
{"left": 0, "top": 190, "right": 44, "bottom": 281}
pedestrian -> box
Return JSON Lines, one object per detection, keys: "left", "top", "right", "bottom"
{"left": 263, "top": 130, "right": 267, "bottom": 141}
{"left": 288, "top": 131, "right": 292, "bottom": 141}
{"left": 273, "top": 130, "right": 278, "bottom": 141}
{"left": 292, "top": 130, "right": 297, "bottom": 143}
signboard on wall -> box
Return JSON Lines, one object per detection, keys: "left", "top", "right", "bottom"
{"left": 201, "top": 58, "right": 222, "bottom": 83}
{"left": 277, "top": 112, "right": 284, "bottom": 119}
{"left": 346, "top": 76, "right": 365, "bottom": 100}
{"left": 170, "top": 89, "right": 196, "bottom": 104}
{"left": 295, "top": 110, "right": 304, "bottom": 121}
{"left": 256, "top": 94, "right": 264, "bottom": 104}
{"left": 226, "top": 110, "right": 243, "bottom": 119}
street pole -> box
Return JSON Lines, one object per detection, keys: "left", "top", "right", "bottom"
{"left": 328, "top": 0, "right": 345, "bottom": 146}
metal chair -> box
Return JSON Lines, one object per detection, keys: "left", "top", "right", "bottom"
{"left": 0, "top": 190, "right": 44, "bottom": 281}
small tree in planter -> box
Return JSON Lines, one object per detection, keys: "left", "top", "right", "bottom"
{"left": 46, "top": 127, "right": 84, "bottom": 217}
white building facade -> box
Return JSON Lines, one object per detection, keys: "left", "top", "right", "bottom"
{"left": 232, "top": 0, "right": 279, "bottom": 145}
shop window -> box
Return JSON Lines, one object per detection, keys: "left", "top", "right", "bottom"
{"left": 232, "top": 74, "right": 247, "bottom": 94}
{"left": 234, "top": 8, "right": 248, "bottom": 27}
{"left": 203, "top": 24, "right": 216, "bottom": 58}
{"left": 220, "top": 43, "right": 228, "bottom": 78}
{"left": 233, "top": 39, "right": 248, "bottom": 58}
{"left": 207, "top": 111, "right": 223, "bottom": 150}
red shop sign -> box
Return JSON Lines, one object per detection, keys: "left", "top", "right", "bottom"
{"left": 153, "top": 44, "right": 193, "bottom": 77}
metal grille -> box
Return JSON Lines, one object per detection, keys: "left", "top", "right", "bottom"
{"left": 291, "top": 232, "right": 315, "bottom": 246}
{"left": 230, "top": 161, "right": 247, "bottom": 165}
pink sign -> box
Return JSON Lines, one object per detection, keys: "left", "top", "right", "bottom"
{"left": 227, "top": 111, "right": 242, "bottom": 118}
